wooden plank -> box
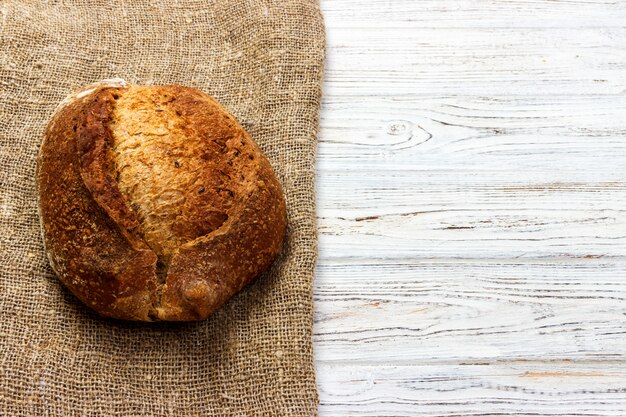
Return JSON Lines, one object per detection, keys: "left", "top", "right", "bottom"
{"left": 324, "top": 28, "right": 626, "bottom": 96}
{"left": 317, "top": 188, "right": 626, "bottom": 260}
{"left": 314, "top": 260, "right": 626, "bottom": 363}
{"left": 318, "top": 215, "right": 626, "bottom": 261}
{"left": 317, "top": 95, "right": 626, "bottom": 167}
{"left": 317, "top": 362, "right": 626, "bottom": 416}
{"left": 321, "top": 0, "right": 626, "bottom": 29}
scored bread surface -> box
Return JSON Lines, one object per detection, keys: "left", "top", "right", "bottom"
{"left": 111, "top": 86, "right": 256, "bottom": 261}
{"left": 37, "top": 82, "right": 287, "bottom": 321}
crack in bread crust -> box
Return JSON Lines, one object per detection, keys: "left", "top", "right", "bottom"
{"left": 110, "top": 86, "right": 256, "bottom": 261}
{"left": 37, "top": 83, "right": 287, "bottom": 321}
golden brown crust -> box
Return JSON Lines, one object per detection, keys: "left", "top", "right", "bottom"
{"left": 37, "top": 83, "right": 286, "bottom": 321}
{"left": 160, "top": 156, "right": 287, "bottom": 320}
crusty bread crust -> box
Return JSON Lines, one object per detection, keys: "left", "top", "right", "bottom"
{"left": 37, "top": 82, "right": 286, "bottom": 321}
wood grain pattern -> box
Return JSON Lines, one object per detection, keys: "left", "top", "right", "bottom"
{"left": 318, "top": 362, "right": 626, "bottom": 416}
{"left": 322, "top": 0, "right": 626, "bottom": 28}
{"left": 316, "top": 0, "right": 626, "bottom": 415}
{"left": 324, "top": 28, "right": 626, "bottom": 96}
{"left": 315, "top": 261, "right": 626, "bottom": 363}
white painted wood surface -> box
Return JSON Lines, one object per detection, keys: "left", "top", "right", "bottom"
{"left": 314, "top": 1, "right": 626, "bottom": 415}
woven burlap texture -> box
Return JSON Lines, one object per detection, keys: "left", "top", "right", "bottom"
{"left": 0, "top": 1, "right": 324, "bottom": 415}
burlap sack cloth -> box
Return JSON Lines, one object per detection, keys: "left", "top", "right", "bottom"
{"left": 0, "top": 1, "right": 324, "bottom": 415}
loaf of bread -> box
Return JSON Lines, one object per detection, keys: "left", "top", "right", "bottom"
{"left": 37, "top": 80, "right": 287, "bottom": 321}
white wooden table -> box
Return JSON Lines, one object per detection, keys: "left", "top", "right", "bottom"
{"left": 314, "top": 1, "right": 626, "bottom": 415}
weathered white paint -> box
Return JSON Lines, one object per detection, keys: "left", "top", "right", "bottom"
{"left": 322, "top": 0, "right": 626, "bottom": 28}
{"left": 316, "top": 1, "right": 626, "bottom": 415}
{"left": 315, "top": 260, "right": 626, "bottom": 363}
{"left": 323, "top": 28, "right": 626, "bottom": 96}
{"left": 318, "top": 362, "right": 626, "bottom": 416}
